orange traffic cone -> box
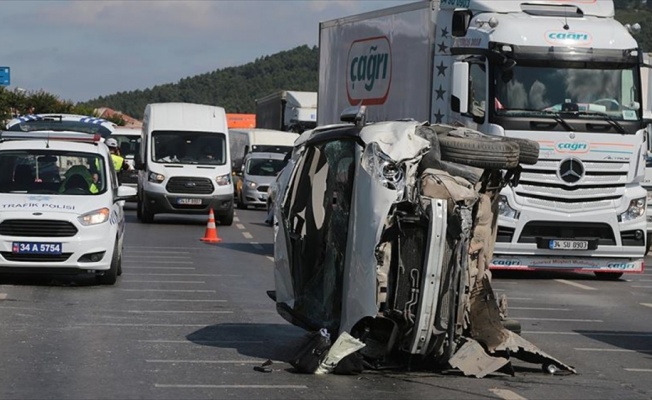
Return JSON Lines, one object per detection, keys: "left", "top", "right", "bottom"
{"left": 200, "top": 208, "right": 222, "bottom": 243}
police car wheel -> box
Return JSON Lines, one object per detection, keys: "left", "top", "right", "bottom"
{"left": 98, "top": 242, "right": 120, "bottom": 285}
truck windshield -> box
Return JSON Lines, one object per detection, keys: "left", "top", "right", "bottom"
{"left": 494, "top": 63, "right": 641, "bottom": 122}
{"left": 152, "top": 130, "right": 226, "bottom": 165}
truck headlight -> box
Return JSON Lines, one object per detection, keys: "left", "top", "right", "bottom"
{"left": 78, "top": 208, "right": 110, "bottom": 226}
{"left": 216, "top": 174, "right": 231, "bottom": 186}
{"left": 497, "top": 195, "right": 519, "bottom": 219}
{"left": 619, "top": 197, "right": 646, "bottom": 222}
{"left": 361, "top": 142, "right": 405, "bottom": 201}
{"left": 245, "top": 180, "right": 257, "bottom": 189}
{"left": 148, "top": 172, "right": 165, "bottom": 183}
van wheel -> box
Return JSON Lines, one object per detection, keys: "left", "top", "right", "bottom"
{"left": 98, "top": 241, "right": 120, "bottom": 285}
{"left": 646, "top": 236, "right": 651, "bottom": 255}
{"left": 138, "top": 194, "right": 154, "bottom": 223}
{"left": 594, "top": 272, "right": 623, "bottom": 281}
{"left": 438, "top": 131, "right": 520, "bottom": 169}
{"left": 237, "top": 192, "right": 247, "bottom": 210}
{"left": 220, "top": 208, "right": 234, "bottom": 226}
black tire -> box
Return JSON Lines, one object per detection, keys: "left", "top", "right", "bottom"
{"left": 138, "top": 193, "right": 154, "bottom": 223}
{"left": 220, "top": 207, "right": 234, "bottom": 226}
{"left": 237, "top": 191, "right": 247, "bottom": 210}
{"left": 501, "top": 319, "right": 522, "bottom": 335}
{"left": 646, "top": 236, "right": 651, "bottom": 255}
{"left": 98, "top": 241, "right": 120, "bottom": 285}
{"left": 438, "top": 131, "right": 519, "bottom": 169}
{"left": 500, "top": 137, "right": 540, "bottom": 165}
{"left": 594, "top": 272, "right": 623, "bottom": 281}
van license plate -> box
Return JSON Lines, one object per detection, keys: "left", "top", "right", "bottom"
{"left": 12, "top": 242, "right": 62, "bottom": 254}
{"left": 549, "top": 240, "right": 588, "bottom": 250}
{"left": 177, "top": 198, "right": 202, "bottom": 205}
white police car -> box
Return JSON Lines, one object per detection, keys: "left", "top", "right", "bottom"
{"left": 0, "top": 114, "right": 137, "bottom": 284}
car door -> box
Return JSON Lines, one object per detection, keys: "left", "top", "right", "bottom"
{"left": 274, "top": 128, "right": 360, "bottom": 334}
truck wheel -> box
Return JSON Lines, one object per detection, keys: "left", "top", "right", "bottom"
{"left": 138, "top": 193, "right": 154, "bottom": 223}
{"left": 220, "top": 207, "right": 234, "bottom": 226}
{"left": 97, "top": 241, "right": 120, "bottom": 285}
{"left": 594, "top": 272, "right": 623, "bottom": 281}
{"left": 438, "top": 132, "right": 520, "bottom": 169}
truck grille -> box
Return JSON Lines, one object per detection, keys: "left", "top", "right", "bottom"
{"left": 516, "top": 160, "right": 628, "bottom": 210}
{"left": 166, "top": 177, "right": 214, "bottom": 195}
{"left": 518, "top": 221, "right": 615, "bottom": 245}
{"left": 0, "top": 220, "right": 78, "bottom": 237}
{"left": 0, "top": 252, "right": 72, "bottom": 262}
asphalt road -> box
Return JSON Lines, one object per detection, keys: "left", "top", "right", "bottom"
{"left": 0, "top": 205, "right": 650, "bottom": 399}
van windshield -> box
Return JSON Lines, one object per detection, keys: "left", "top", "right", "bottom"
{"left": 152, "top": 130, "right": 226, "bottom": 165}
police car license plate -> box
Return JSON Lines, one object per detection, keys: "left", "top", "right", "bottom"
{"left": 549, "top": 240, "right": 588, "bottom": 250}
{"left": 12, "top": 242, "right": 62, "bottom": 254}
{"left": 177, "top": 198, "right": 202, "bottom": 205}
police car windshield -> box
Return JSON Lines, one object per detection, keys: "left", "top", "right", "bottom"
{"left": 152, "top": 130, "right": 226, "bottom": 165}
{"left": 7, "top": 120, "right": 113, "bottom": 138}
{"left": 0, "top": 150, "right": 107, "bottom": 195}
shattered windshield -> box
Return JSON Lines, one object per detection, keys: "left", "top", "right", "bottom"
{"left": 152, "top": 130, "right": 226, "bottom": 165}
{"left": 0, "top": 150, "right": 107, "bottom": 195}
{"left": 494, "top": 63, "right": 641, "bottom": 122}
{"left": 245, "top": 158, "right": 287, "bottom": 176}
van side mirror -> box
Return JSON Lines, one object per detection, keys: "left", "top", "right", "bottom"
{"left": 451, "top": 62, "right": 469, "bottom": 114}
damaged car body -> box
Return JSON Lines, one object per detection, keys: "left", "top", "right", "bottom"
{"left": 271, "top": 113, "right": 575, "bottom": 377}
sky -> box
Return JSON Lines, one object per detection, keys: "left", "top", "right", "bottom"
{"left": 0, "top": 0, "right": 411, "bottom": 103}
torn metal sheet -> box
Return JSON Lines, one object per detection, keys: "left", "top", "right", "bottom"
{"left": 449, "top": 339, "right": 509, "bottom": 378}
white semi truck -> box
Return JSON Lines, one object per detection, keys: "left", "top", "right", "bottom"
{"left": 318, "top": 0, "right": 649, "bottom": 279}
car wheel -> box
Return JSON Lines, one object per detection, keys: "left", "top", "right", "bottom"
{"left": 594, "top": 272, "right": 623, "bottom": 281}
{"left": 646, "top": 236, "right": 651, "bottom": 255}
{"left": 237, "top": 191, "right": 247, "bottom": 210}
{"left": 220, "top": 207, "right": 234, "bottom": 226}
{"left": 98, "top": 241, "right": 120, "bottom": 285}
{"left": 500, "top": 137, "right": 540, "bottom": 165}
{"left": 438, "top": 130, "right": 520, "bottom": 169}
{"left": 139, "top": 193, "right": 154, "bottom": 223}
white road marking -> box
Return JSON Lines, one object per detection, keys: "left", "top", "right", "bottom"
{"left": 554, "top": 279, "right": 596, "bottom": 291}
{"left": 236, "top": 224, "right": 246, "bottom": 230}
{"left": 77, "top": 323, "right": 208, "bottom": 327}
{"left": 140, "top": 340, "right": 264, "bottom": 344}
{"left": 233, "top": 216, "right": 240, "bottom": 222}
{"left": 126, "top": 299, "right": 226, "bottom": 303}
{"left": 118, "top": 289, "right": 216, "bottom": 293}
{"left": 154, "top": 384, "right": 308, "bottom": 389}
{"left": 146, "top": 359, "right": 261, "bottom": 364}
{"left": 508, "top": 307, "right": 570, "bottom": 311}
{"left": 524, "top": 331, "right": 652, "bottom": 337}
{"left": 631, "top": 286, "right": 652, "bottom": 288}
{"left": 512, "top": 317, "right": 602, "bottom": 322}
{"left": 631, "top": 279, "right": 652, "bottom": 282}
{"left": 266, "top": 256, "right": 274, "bottom": 262}
{"left": 624, "top": 368, "right": 652, "bottom": 372}
{"left": 242, "top": 232, "right": 253, "bottom": 239}
{"left": 0, "top": 293, "right": 7, "bottom": 300}
{"left": 489, "top": 388, "right": 528, "bottom": 400}
{"left": 126, "top": 310, "right": 232, "bottom": 314}
{"left": 124, "top": 273, "right": 241, "bottom": 277}
{"left": 251, "top": 242, "right": 263, "bottom": 250}
{"left": 121, "top": 280, "right": 206, "bottom": 284}
{"left": 506, "top": 297, "right": 533, "bottom": 301}
{"left": 641, "top": 303, "right": 652, "bottom": 308}
{"left": 575, "top": 348, "right": 652, "bottom": 353}
{"left": 127, "top": 266, "right": 196, "bottom": 270}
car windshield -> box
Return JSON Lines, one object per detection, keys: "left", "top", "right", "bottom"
{"left": 245, "top": 158, "right": 287, "bottom": 176}
{"left": 494, "top": 63, "right": 641, "bottom": 121}
{"left": 0, "top": 150, "right": 106, "bottom": 195}
{"left": 111, "top": 134, "right": 140, "bottom": 159}
{"left": 152, "top": 130, "right": 226, "bottom": 165}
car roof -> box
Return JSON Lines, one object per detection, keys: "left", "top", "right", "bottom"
{"left": 0, "top": 138, "right": 103, "bottom": 153}
{"left": 6, "top": 114, "right": 115, "bottom": 138}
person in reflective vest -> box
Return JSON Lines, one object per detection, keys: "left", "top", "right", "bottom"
{"left": 105, "top": 138, "right": 129, "bottom": 172}
{"left": 59, "top": 165, "right": 99, "bottom": 194}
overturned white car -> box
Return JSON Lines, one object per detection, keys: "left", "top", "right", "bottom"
{"left": 270, "top": 110, "right": 574, "bottom": 377}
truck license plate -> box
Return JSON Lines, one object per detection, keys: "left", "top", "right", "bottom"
{"left": 549, "top": 240, "right": 588, "bottom": 250}
{"left": 12, "top": 242, "right": 62, "bottom": 254}
{"left": 177, "top": 198, "right": 202, "bottom": 205}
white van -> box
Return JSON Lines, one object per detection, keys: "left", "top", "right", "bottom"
{"left": 135, "top": 103, "right": 234, "bottom": 225}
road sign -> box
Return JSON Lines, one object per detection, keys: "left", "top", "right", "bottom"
{"left": 0, "top": 67, "right": 10, "bottom": 86}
